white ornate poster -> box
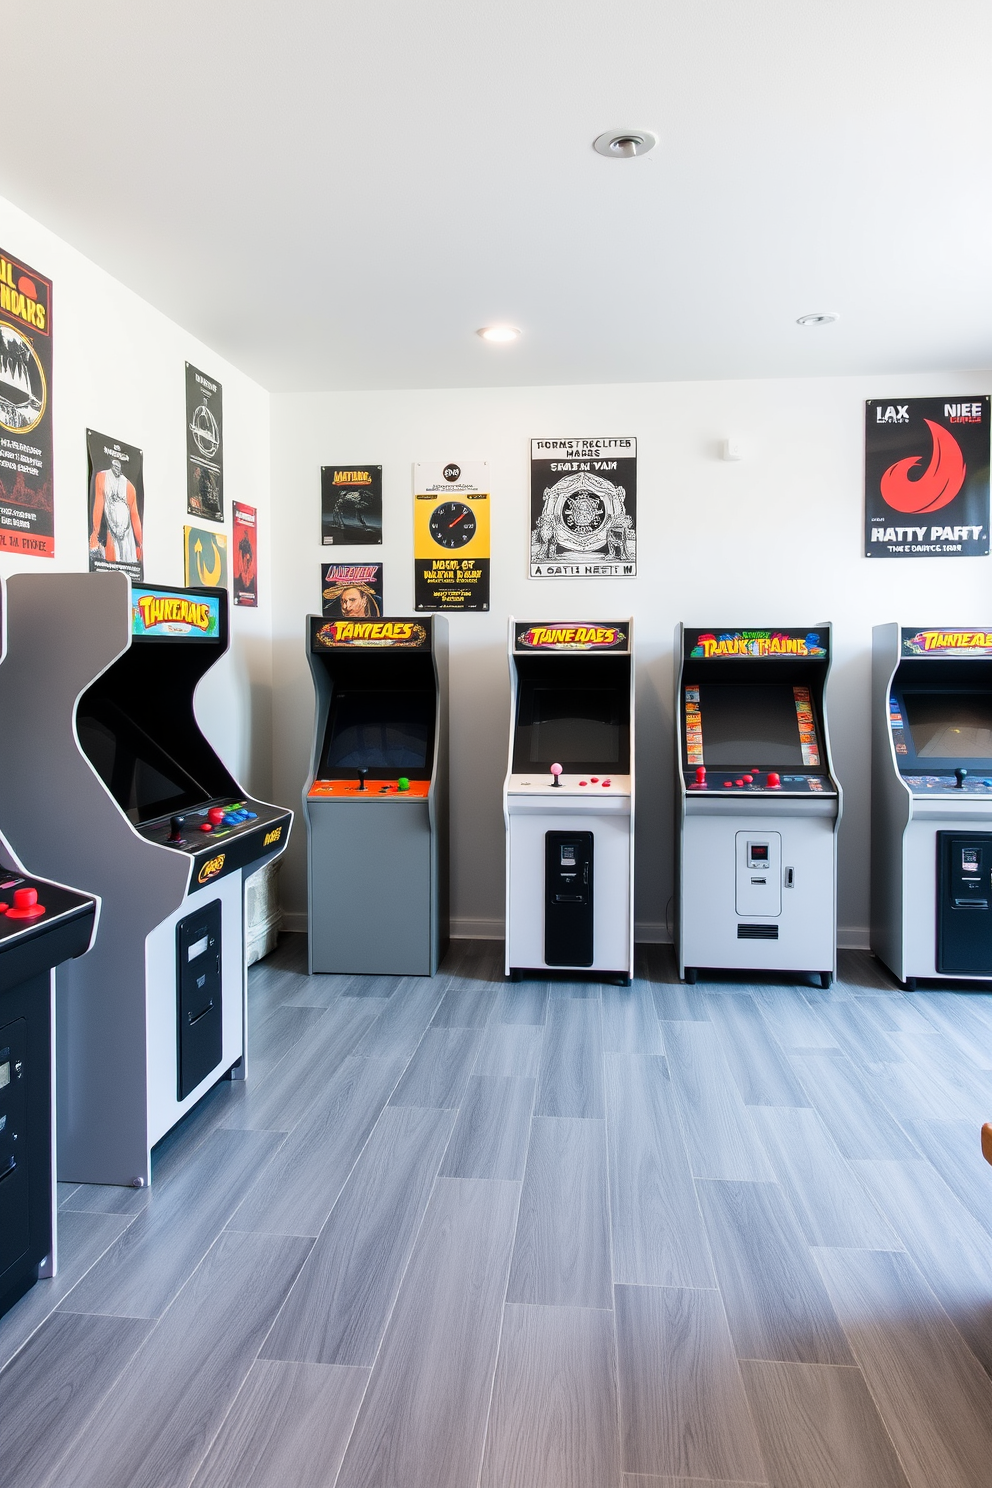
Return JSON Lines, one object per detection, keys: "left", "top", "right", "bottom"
{"left": 530, "top": 437, "right": 636, "bottom": 577}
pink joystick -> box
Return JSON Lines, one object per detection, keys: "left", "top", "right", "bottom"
{"left": 550, "top": 763, "right": 563, "bottom": 788}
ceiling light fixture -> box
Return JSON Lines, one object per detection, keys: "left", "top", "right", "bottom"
{"left": 477, "top": 325, "right": 521, "bottom": 343}
{"left": 796, "top": 312, "right": 839, "bottom": 326}
{"left": 593, "top": 130, "right": 657, "bottom": 159}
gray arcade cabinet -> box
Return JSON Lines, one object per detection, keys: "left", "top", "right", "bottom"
{"left": 503, "top": 620, "right": 634, "bottom": 983}
{"left": 0, "top": 574, "right": 292, "bottom": 1188}
{"left": 872, "top": 624, "right": 992, "bottom": 987}
{"left": 675, "top": 625, "right": 842, "bottom": 985}
{"left": 305, "top": 615, "right": 448, "bottom": 975}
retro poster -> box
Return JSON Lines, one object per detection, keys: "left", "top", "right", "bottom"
{"left": 184, "top": 524, "right": 228, "bottom": 591}
{"left": 865, "top": 398, "right": 990, "bottom": 558}
{"left": 87, "top": 430, "right": 144, "bottom": 581}
{"left": 321, "top": 562, "right": 384, "bottom": 617}
{"left": 531, "top": 437, "right": 636, "bottom": 577}
{"left": 414, "top": 460, "right": 490, "bottom": 611}
{"left": 321, "top": 464, "right": 382, "bottom": 545}
{"left": 0, "top": 248, "right": 54, "bottom": 557}
{"left": 232, "top": 501, "right": 257, "bottom": 607}
{"left": 186, "top": 363, "right": 224, "bottom": 522}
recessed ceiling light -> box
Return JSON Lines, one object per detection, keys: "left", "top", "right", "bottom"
{"left": 477, "top": 325, "right": 521, "bottom": 343}
{"left": 593, "top": 130, "right": 657, "bottom": 159}
{"left": 796, "top": 312, "right": 839, "bottom": 326}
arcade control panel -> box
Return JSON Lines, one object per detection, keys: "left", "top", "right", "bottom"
{"left": 138, "top": 799, "right": 291, "bottom": 883}
{"left": 0, "top": 870, "right": 96, "bottom": 994}
{"left": 506, "top": 773, "right": 632, "bottom": 796}
{"left": 309, "top": 776, "right": 430, "bottom": 799}
{"left": 902, "top": 772, "right": 992, "bottom": 796}
{"left": 686, "top": 767, "right": 836, "bottom": 795}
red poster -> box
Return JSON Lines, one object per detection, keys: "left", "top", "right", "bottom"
{"left": 0, "top": 248, "right": 54, "bottom": 557}
{"left": 232, "top": 502, "right": 257, "bottom": 607}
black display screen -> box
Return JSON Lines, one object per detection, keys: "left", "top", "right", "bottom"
{"left": 513, "top": 680, "right": 629, "bottom": 772}
{"left": 319, "top": 689, "right": 434, "bottom": 776}
{"left": 902, "top": 691, "right": 992, "bottom": 761}
{"left": 690, "top": 683, "right": 813, "bottom": 767}
{"left": 76, "top": 698, "right": 215, "bottom": 824}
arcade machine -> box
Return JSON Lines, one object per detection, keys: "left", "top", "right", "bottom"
{"left": 0, "top": 573, "right": 292, "bottom": 1188}
{"left": 504, "top": 620, "right": 634, "bottom": 983}
{"left": 675, "top": 625, "right": 841, "bottom": 985}
{"left": 872, "top": 624, "right": 992, "bottom": 988}
{"left": 0, "top": 576, "right": 98, "bottom": 1317}
{"left": 305, "top": 615, "right": 448, "bottom": 975}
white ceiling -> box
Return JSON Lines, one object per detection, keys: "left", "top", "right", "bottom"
{"left": 10, "top": 1, "right": 992, "bottom": 392}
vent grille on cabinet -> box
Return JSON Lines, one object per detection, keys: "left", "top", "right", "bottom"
{"left": 737, "top": 923, "right": 779, "bottom": 940}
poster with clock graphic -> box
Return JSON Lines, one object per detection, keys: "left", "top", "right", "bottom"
{"left": 414, "top": 460, "right": 490, "bottom": 611}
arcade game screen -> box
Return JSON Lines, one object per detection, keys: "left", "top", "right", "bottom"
{"left": 686, "top": 683, "right": 818, "bottom": 767}
{"left": 900, "top": 691, "right": 992, "bottom": 760}
{"left": 319, "top": 689, "right": 434, "bottom": 776}
{"left": 76, "top": 699, "right": 216, "bottom": 825}
{"left": 514, "top": 672, "right": 629, "bottom": 773}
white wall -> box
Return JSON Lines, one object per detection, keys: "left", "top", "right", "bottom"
{"left": 0, "top": 192, "right": 273, "bottom": 793}
{"left": 271, "top": 372, "right": 992, "bottom": 946}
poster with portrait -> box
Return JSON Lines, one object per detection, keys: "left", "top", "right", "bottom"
{"left": 232, "top": 501, "right": 257, "bottom": 607}
{"left": 321, "top": 464, "right": 382, "bottom": 545}
{"left": 414, "top": 460, "right": 490, "bottom": 611}
{"left": 185, "top": 363, "right": 224, "bottom": 522}
{"left": 0, "top": 248, "right": 54, "bottom": 557}
{"left": 530, "top": 437, "right": 636, "bottom": 577}
{"left": 184, "top": 524, "right": 228, "bottom": 591}
{"left": 321, "top": 562, "right": 384, "bottom": 617}
{"left": 87, "top": 430, "right": 144, "bottom": 581}
{"left": 865, "top": 399, "right": 990, "bottom": 557}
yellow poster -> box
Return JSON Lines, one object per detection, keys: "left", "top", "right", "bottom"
{"left": 413, "top": 460, "right": 489, "bottom": 611}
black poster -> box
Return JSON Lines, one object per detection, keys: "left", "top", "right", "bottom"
{"left": 87, "top": 430, "right": 144, "bottom": 581}
{"left": 0, "top": 248, "right": 54, "bottom": 558}
{"left": 186, "top": 363, "right": 224, "bottom": 522}
{"left": 321, "top": 465, "right": 382, "bottom": 545}
{"left": 321, "top": 562, "right": 384, "bottom": 617}
{"left": 865, "top": 398, "right": 990, "bottom": 558}
{"left": 530, "top": 437, "right": 636, "bottom": 577}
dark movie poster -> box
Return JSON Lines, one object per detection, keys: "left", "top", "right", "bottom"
{"left": 232, "top": 501, "right": 257, "bottom": 607}
{"left": 321, "top": 562, "right": 383, "bottom": 617}
{"left": 530, "top": 437, "right": 636, "bottom": 577}
{"left": 186, "top": 363, "right": 224, "bottom": 522}
{"left": 87, "top": 430, "right": 144, "bottom": 581}
{"left": 0, "top": 248, "right": 54, "bottom": 557}
{"left": 321, "top": 465, "right": 382, "bottom": 545}
{"left": 865, "top": 398, "right": 990, "bottom": 558}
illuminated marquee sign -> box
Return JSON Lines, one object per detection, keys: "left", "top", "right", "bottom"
{"left": 131, "top": 588, "right": 221, "bottom": 638}
{"left": 311, "top": 617, "right": 429, "bottom": 649}
{"left": 901, "top": 628, "right": 992, "bottom": 657}
{"left": 686, "top": 629, "right": 828, "bottom": 660}
{"left": 513, "top": 621, "right": 629, "bottom": 652}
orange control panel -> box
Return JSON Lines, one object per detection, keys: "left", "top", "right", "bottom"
{"left": 308, "top": 778, "right": 430, "bottom": 799}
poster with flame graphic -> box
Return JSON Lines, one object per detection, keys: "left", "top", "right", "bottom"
{"left": 865, "top": 398, "right": 989, "bottom": 558}
{"left": 0, "top": 247, "right": 54, "bottom": 557}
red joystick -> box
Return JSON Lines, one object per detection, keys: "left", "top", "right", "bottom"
{"left": 7, "top": 886, "right": 46, "bottom": 920}
{"left": 208, "top": 807, "right": 226, "bottom": 825}
{"left": 767, "top": 772, "right": 781, "bottom": 789}
{"left": 695, "top": 766, "right": 706, "bottom": 787}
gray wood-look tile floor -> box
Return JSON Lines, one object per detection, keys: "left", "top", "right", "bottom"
{"left": 4, "top": 939, "right": 992, "bottom": 1487}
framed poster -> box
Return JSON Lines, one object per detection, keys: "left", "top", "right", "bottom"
{"left": 186, "top": 363, "right": 224, "bottom": 522}
{"left": 530, "top": 437, "right": 636, "bottom": 577}
{"left": 321, "top": 464, "right": 382, "bottom": 545}
{"left": 0, "top": 248, "right": 54, "bottom": 557}
{"left": 87, "top": 430, "right": 144, "bottom": 581}
{"left": 321, "top": 562, "right": 384, "bottom": 617}
{"left": 184, "top": 524, "right": 228, "bottom": 591}
{"left": 414, "top": 460, "right": 490, "bottom": 611}
{"left": 865, "top": 399, "right": 990, "bottom": 557}
{"left": 232, "top": 501, "right": 257, "bottom": 607}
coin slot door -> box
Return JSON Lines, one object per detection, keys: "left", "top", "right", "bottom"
{"left": 735, "top": 832, "right": 782, "bottom": 917}
{"left": 937, "top": 832, "right": 992, "bottom": 974}
{"left": 177, "top": 901, "right": 223, "bottom": 1100}
{"left": 545, "top": 831, "right": 594, "bottom": 967}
